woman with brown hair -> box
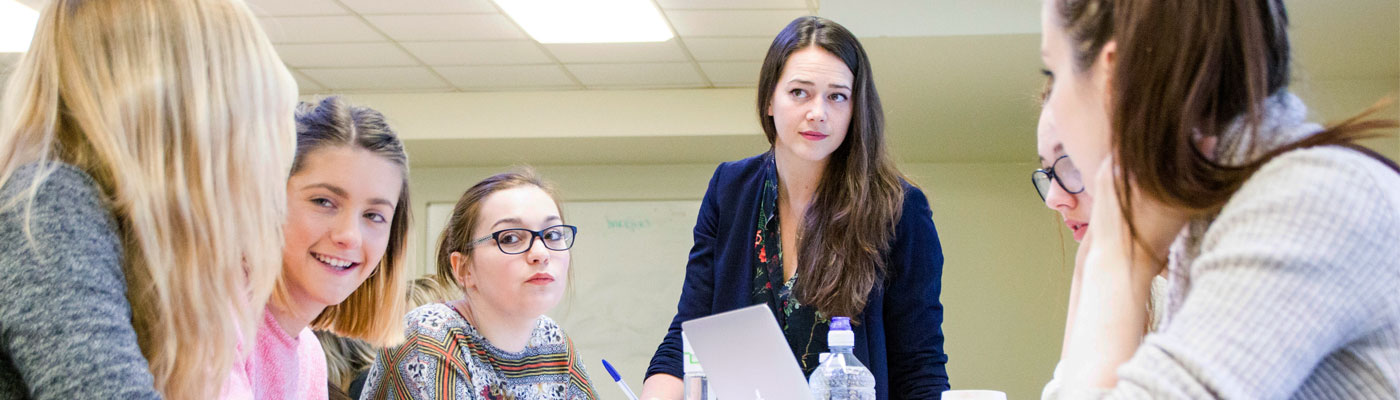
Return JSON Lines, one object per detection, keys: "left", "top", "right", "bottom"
{"left": 221, "top": 96, "right": 411, "bottom": 398}
{"left": 361, "top": 169, "right": 596, "bottom": 399}
{"left": 641, "top": 16, "right": 949, "bottom": 399}
{"left": 1040, "top": 0, "right": 1400, "bottom": 397}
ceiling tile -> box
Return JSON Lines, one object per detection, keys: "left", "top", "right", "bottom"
{"left": 699, "top": 61, "right": 760, "bottom": 85}
{"left": 402, "top": 41, "right": 551, "bottom": 65}
{"left": 544, "top": 40, "right": 689, "bottom": 63}
{"left": 243, "top": 0, "right": 346, "bottom": 16}
{"left": 290, "top": 69, "right": 327, "bottom": 93}
{"left": 566, "top": 63, "right": 705, "bottom": 87}
{"left": 259, "top": 16, "right": 385, "bottom": 43}
{"left": 338, "top": 0, "right": 498, "bottom": 14}
{"left": 365, "top": 15, "right": 526, "bottom": 41}
{"left": 300, "top": 67, "right": 451, "bottom": 91}
{"left": 436, "top": 65, "right": 579, "bottom": 90}
{"left": 821, "top": 0, "right": 1040, "bottom": 37}
{"left": 657, "top": 0, "right": 808, "bottom": 10}
{"left": 682, "top": 37, "right": 772, "bottom": 61}
{"left": 666, "top": 10, "right": 808, "bottom": 37}
{"left": 275, "top": 43, "right": 419, "bottom": 68}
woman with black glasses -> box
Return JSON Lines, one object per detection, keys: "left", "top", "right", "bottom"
{"left": 362, "top": 169, "right": 598, "bottom": 399}
{"left": 1032, "top": 99, "right": 1167, "bottom": 398}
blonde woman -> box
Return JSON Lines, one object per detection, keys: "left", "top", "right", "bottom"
{"left": 222, "top": 97, "right": 410, "bottom": 398}
{"left": 0, "top": 0, "right": 296, "bottom": 398}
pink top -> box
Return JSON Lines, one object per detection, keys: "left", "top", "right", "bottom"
{"left": 219, "top": 308, "right": 329, "bottom": 399}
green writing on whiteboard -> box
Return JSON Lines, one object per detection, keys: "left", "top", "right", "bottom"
{"left": 607, "top": 217, "right": 651, "bottom": 232}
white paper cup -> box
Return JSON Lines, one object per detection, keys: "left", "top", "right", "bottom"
{"left": 941, "top": 390, "right": 1008, "bottom": 400}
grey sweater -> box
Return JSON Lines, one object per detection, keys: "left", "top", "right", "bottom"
{"left": 0, "top": 163, "right": 161, "bottom": 399}
{"left": 1046, "top": 93, "right": 1400, "bottom": 399}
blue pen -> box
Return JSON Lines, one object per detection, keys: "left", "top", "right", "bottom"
{"left": 601, "top": 358, "right": 641, "bottom": 400}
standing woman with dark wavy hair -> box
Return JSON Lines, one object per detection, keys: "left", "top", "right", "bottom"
{"left": 1040, "top": 0, "right": 1400, "bottom": 397}
{"left": 641, "top": 16, "right": 950, "bottom": 399}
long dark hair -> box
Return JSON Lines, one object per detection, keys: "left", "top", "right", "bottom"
{"left": 1055, "top": 0, "right": 1396, "bottom": 249}
{"left": 756, "top": 16, "right": 907, "bottom": 321}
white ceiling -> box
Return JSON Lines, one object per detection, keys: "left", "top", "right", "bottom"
{"left": 0, "top": 0, "right": 1395, "bottom": 167}
{"left": 247, "top": 0, "right": 819, "bottom": 92}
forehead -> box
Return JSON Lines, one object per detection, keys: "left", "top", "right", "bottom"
{"left": 477, "top": 186, "right": 560, "bottom": 226}
{"left": 1040, "top": 0, "right": 1065, "bottom": 55}
{"left": 292, "top": 146, "right": 403, "bottom": 199}
{"left": 1036, "top": 106, "right": 1064, "bottom": 158}
{"left": 779, "top": 46, "right": 853, "bottom": 84}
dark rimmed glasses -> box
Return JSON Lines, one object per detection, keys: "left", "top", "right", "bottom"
{"left": 1032, "top": 154, "right": 1085, "bottom": 201}
{"left": 469, "top": 225, "right": 578, "bottom": 255}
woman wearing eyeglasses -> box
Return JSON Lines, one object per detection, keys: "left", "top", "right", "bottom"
{"left": 362, "top": 169, "right": 597, "bottom": 400}
{"left": 1032, "top": 100, "right": 1167, "bottom": 398}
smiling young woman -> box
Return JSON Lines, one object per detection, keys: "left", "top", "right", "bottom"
{"left": 222, "top": 96, "right": 410, "bottom": 399}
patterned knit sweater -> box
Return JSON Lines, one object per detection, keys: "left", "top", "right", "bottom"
{"left": 1046, "top": 93, "right": 1400, "bottom": 399}
{"left": 362, "top": 303, "right": 597, "bottom": 400}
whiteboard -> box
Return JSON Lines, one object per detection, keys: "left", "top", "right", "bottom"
{"left": 423, "top": 200, "right": 700, "bottom": 397}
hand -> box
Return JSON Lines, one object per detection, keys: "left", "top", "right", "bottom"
{"left": 1059, "top": 156, "right": 1189, "bottom": 388}
{"left": 1084, "top": 156, "right": 1189, "bottom": 280}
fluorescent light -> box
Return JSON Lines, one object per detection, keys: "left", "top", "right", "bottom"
{"left": 0, "top": 0, "right": 38, "bottom": 53}
{"left": 492, "top": 0, "right": 673, "bottom": 44}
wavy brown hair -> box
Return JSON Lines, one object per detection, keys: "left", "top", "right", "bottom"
{"left": 756, "top": 16, "right": 907, "bottom": 321}
{"left": 1054, "top": 0, "right": 1397, "bottom": 250}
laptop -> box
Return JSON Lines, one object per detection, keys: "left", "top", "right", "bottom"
{"left": 682, "top": 305, "right": 815, "bottom": 400}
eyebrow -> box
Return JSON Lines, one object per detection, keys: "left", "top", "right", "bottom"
{"left": 490, "top": 215, "right": 562, "bottom": 230}
{"left": 301, "top": 183, "right": 346, "bottom": 197}
{"left": 788, "top": 79, "right": 851, "bottom": 91}
{"left": 301, "top": 182, "right": 396, "bottom": 207}
{"left": 1038, "top": 144, "right": 1065, "bottom": 164}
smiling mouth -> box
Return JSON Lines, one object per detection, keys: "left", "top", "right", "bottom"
{"left": 313, "top": 252, "right": 360, "bottom": 271}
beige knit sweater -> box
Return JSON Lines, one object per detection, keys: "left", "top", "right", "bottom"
{"left": 1045, "top": 93, "right": 1400, "bottom": 399}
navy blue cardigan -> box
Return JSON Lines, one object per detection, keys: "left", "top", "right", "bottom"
{"left": 647, "top": 153, "right": 950, "bottom": 399}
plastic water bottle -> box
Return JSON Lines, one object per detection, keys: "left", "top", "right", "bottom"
{"left": 808, "top": 317, "right": 876, "bottom": 400}
{"left": 682, "top": 333, "right": 714, "bottom": 400}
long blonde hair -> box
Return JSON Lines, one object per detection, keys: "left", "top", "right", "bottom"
{"left": 0, "top": 0, "right": 297, "bottom": 398}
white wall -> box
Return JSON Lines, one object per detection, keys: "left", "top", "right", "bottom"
{"left": 405, "top": 161, "right": 1073, "bottom": 399}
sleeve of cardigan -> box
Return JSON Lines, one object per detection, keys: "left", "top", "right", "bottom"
{"left": 882, "top": 186, "right": 951, "bottom": 397}
{"left": 0, "top": 165, "right": 161, "bottom": 399}
{"left": 1049, "top": 148, "right": 1400, "bottom": 399}
{"left": 646, "top": 163, "right": 725, "bottom": 380}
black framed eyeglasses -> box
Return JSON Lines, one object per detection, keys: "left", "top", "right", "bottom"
{"left": 1031, "top": 154, "right": 1085, "bottom": 201}
{"left": 469, "top": 225, "right": 578, "bottom": 255}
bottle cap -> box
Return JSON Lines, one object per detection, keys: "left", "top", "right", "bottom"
{"left": 828, "top": 316, "right": 854, "bottom": 347}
